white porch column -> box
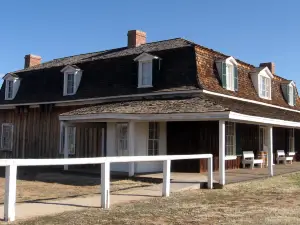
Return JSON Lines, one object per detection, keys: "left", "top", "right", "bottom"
{"left": 63, "top": 122, "right": 69, "bottom": 171}
{"left": 219, "top": 120, "right": 226, "bottom": 185}
{"left": 267, "top": 126, "right": 274, "bottom": 176}
{"left": 128, "top": 121, "right": 135, "bottom": 177}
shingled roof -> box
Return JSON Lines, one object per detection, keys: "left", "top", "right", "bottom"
{"left": 0, "top": 38, "right": 198, "bottom": 104}
{"left": 61, "top": 93, "right": 300, "bottom": 122}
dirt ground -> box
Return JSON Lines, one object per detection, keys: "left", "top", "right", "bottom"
{"left": 0, "top": 172, "right": 152, "bottom": 203}
{"left": 10, "top": 172, "right": 300, "bottom": 225}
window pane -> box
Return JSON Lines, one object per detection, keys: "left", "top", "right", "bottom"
{"left": 142, "top": 62, "right": 152, "bottom": 86}
{"left": 67, "top": 74, "right": 75, "bottom": 94}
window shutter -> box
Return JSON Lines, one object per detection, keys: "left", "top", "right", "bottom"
{"left": 221, "top": 62, "right": 227, "bottom": 88}
{"left": 234, "top": 65, "right": 238, "bottom": 91}
{"left": 132, "top": 61, "right": 139, "bottom": 87}
{"left": 293, "top": 87, "right": 296, "bottom": 106}
{"left": 152, "top": 58, "right": 160, "bottom": 87}
{"left": 281, "top": 84, "right": 288, "bottom": 102}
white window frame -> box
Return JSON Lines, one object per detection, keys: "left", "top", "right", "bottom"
{"left": 1, "top": 123, "right": 13, "bottom": 151}
{"left": 225, "top": 121, "right": 236, "bottom": 156}
{"left": 5, "top": 80, "right": 14, "bottom": 100}
{"left": 259, "top": 74, "right": 271, "bottom": 99}
{"left": 61, "top": 65, "right": 82, "bottom": 96}
{"left": 116, "top": 123, "right": 128, "bottom": 156}
{"left": 226, "top": 62, "right": 234, "bottom": 91}
{"left": 148, "top": 122, "right": 160, "bottom": 156}
{"left": 139, "top": 61, "right": 153, "bottom": 87}
{"left": 288, "top": 84, "right": 294, "bottom": 106}
{"left": 66, "top": 73, "right": 75, "bottom": 95}
{"left": 59, "top": 125, "right": 76, "bottom": 155}
{"left": 288, "top": 128, "right": 295, "bottom": 153}
{"left": 259, "top": 126, "right": 267, "bottom": 152}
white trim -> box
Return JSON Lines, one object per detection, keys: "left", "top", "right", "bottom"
{"left": 202, "top": 90, "right": 300, "bottom": 114}
{"left": 225, "top": 155, "right": 237, "bottom": 160}
{"left": 229, "top": 112, "right": 300, "bottom": 128}
{"left": 216, "top": 56, "right": 238, "bottom": 66}
{"left": 1, "top": 123, "right": 13, "bottom": 151}
{"left": 134, "top": 53, "right": 159, "bottom": 61}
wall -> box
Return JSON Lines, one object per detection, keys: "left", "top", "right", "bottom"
{"left": 106, "top": 121, "right": 167, "bottom": 173}
{"left": 0, "top": 106, "right": 104, "bottom": 160}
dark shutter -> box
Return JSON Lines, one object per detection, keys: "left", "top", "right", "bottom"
{"left": 152, "top": 58, "right": 160, "bottom": 87}
{"left": 132, "top": 61, "right": 139, "bottom": 87}
{"left": 281, "top": 84, "right": 288, "bottom": 102}
{"left": 293, "top": 87, "right": 296, "bottom": 106}
{"left": 221, "top": 62, "right": 227, "bottom": 88}
{"left": 234, "top": 65, "right": 238, "bottom": 91}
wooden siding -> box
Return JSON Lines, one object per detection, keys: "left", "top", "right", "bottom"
{"left": 0, "top": 106, "right": 105, "bottom": 159}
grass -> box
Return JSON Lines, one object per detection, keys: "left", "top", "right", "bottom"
{"left": 10, "top": 172, "right": 300, "bottom": 225}
{"left": 0, "top": 172, "right": 152, "bottom": 203}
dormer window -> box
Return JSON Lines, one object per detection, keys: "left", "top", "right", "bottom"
{"left": 134, "top": 53, "right": 160, "bottom": 88}
{"left": 66, "top": 73, "right": 75, "bottom": 95}
{"left": 216, "top": 57, "right": 238, "bottom": 91}
{"left": 260, "top": 75, "right": 271, "bottom": 99}
{"left": 281, "top": 81, "right": 297, "bottom": 106}
{"left": 3, "top": 73, "right": 21, "bottom": 100}
{"left": 6, "top": 80, "right": 13, "bottom": 99}
{"left": 61, "top": 65, "right": 82, "bottom": 96}
{"left": 250, "top": 67, "right": 273, "bottom": 100}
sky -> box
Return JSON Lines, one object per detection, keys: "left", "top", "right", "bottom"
{"left": 0, "top": 0, "right": 299, "bottom": 85}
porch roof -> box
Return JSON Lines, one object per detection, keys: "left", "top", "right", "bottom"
{"left": 59, "top": 93, "right": 300, "bottom": 126}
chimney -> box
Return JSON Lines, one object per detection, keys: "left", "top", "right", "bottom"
{"left": 259, "top": 62, "right": 275, "bottom": 74}
{"left": 24, "top": 54, "right": 42, "bottom": 68}
{"left": 127, "top": 30, "right": 146, "bottom": 48}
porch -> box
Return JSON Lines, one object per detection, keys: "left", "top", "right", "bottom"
{"left": 58, "top": 94, "right": 300, "bottom": 185}
{"left": 135, "top": 162, "right": 300, "bottom": 185}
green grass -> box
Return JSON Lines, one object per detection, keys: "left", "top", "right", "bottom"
{"left": 9, "top": 172, "right": 300, "bottom": 225}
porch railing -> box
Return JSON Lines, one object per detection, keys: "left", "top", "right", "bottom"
{"left": 0, "top": 154, "right": 213, "bottom": 222}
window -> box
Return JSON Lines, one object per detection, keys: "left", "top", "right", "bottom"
{"left": 226, "top": 64, "right": 234, "bottom": 91}
{"left": 61, "top": 65, "right": 82, "bottom": 96}
{"left": 141, "top": 61, "right": 152, "bottom": 87}
{"left": 66, "top": 73, "right": 75, "bottom": 95}
{"left": 218, "top": 57, "right": 238, "bottom": 91}
{"left": 1, "top": 124, "right": 13, "bottom": 150}
{"left": 6, "top": 80, "right": 13, "bottom": 100}
{"left": 148, "top": 122, "right": 159, "bottom": 155}
{"left": 60, "top": 126, "right": 76, "bottom": 155}
{"left": 259, "top": 75, "right": 271, "bottom": 99}
{"left": 288, "top": 84, "right": 295, "bottom": 106}
{"left": 288, "top": 129, "right": 295, "bottom": 152}
{"left": 259, "top": 126, "right": 267, "bottom": 152}
{"left": 116, "top": 123, "right": 128, "bottom": 156}
{"left": 225, "top": 122, "right": 235, "bottom": 156}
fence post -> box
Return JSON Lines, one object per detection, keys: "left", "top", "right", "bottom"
{"left": 207, "top": 156, "right": 213, "bottom": 189}
{"left": 162, "top": 159, "right": 171, "bottom": 197}
{"left": 4, "top": 165, "right": 17, "bottom": 222}
{"left": 101, "top": 162, "right": 110, "bottom": 209}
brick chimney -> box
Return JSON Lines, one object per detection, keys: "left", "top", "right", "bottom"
{"left": 127, "top": 30, "right": 146, "bottom": 48}
{"left": 24, "top": 54, "right": 42, "bottom": 68}
{"left": 260, "top": 62, "right": 275, "bottom": 74}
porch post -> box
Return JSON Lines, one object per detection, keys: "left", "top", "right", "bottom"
{"left": 63, "top": 122, "right": 69, "bottom": 171}
{"left": 219, "top": 120, "right": 226, "bottom": 185}
{"left": 267, "top": 126, "right": 273, "bottom": 176}
{"left": 128, "top": 121, "right": 135, "bottom": 177}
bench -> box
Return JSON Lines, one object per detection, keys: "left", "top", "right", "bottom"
{"left": 276, "top": 150, "right": 293, "bottom": 164}
{"left": 242, "top": 151, "right": 263, "bottom": 169}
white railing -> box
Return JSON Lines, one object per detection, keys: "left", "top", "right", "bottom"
{"left": 0, "top": 154, "right": 213, "bottom": 222}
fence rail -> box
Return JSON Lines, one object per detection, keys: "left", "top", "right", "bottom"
{"left": 0, "top": 154, "right": 213, "bottom": 222}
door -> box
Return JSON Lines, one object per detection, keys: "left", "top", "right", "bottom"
{"left": 116, "top": 123, "right": 129, "bottom": 156}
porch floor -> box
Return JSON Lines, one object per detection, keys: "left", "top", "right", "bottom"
{"left": 136, "top": 162, "right": 300, "bottom": 185}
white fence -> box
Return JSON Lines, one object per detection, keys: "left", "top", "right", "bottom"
{"left": 0, "top": 154, "right": 213, "bottom": 222}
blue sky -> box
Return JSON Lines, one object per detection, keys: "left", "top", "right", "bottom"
{"left": 0, "top": 0, "right": 299, "bottom": 84}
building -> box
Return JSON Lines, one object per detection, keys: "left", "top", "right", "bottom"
{"left": 1, "top": 30, "right": 300, "bottom": 181}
